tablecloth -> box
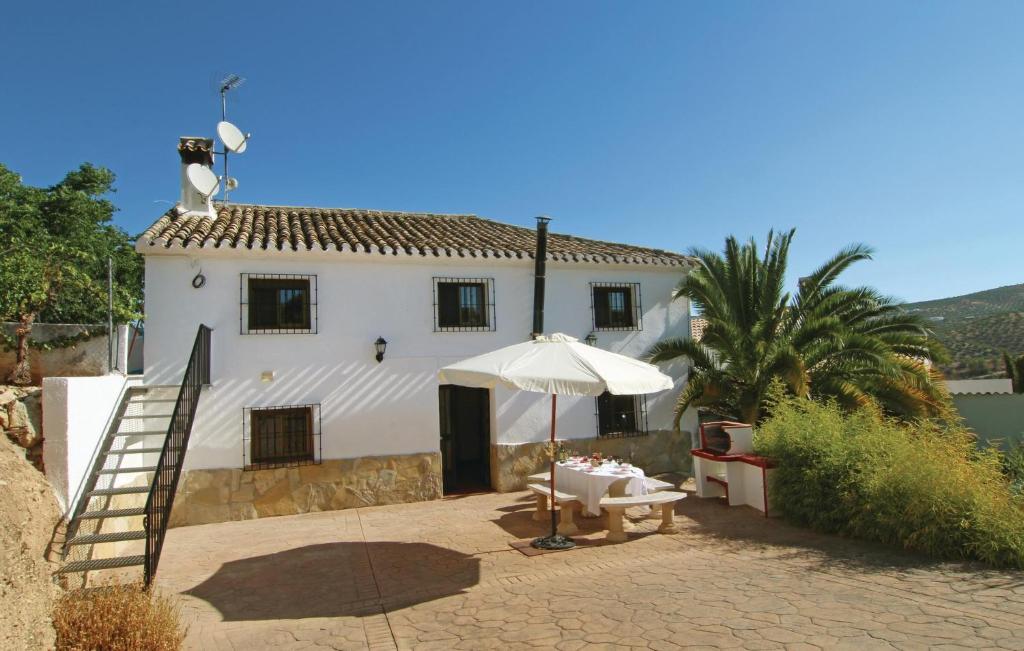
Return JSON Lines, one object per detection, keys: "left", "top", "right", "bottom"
{"left": 554, "top": 461, "right": 647, "bottom": 516}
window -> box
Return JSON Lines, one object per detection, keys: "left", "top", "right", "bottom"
{"left": 596, "top": 392, "right": 648, "bottom": 437}
{"left": 591, "top": 282, "right": 641, "bottom": 331}
{"left": 433, "top": 277, "right": 496, "bottom": 332}
{"left": 241, "top": 273, "right": 318, "bottom": 334}
{"left": 243, "top": 404, "right": 321, "bottom": 469}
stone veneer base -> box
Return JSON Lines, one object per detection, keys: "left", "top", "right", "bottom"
{"left": 169, "top": 452, "right": 442, "bottom": 527}
{"left": 490, "top": 430, "right": 693, "bottom": 493}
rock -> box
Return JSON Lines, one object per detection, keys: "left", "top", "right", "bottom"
{"left": 20, "top": 391, "right": 42, "bottom": 441}
{"left": 6, "top": 400, "right": 41, "bottom": 449}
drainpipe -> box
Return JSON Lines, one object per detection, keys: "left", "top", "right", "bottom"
{"left": 531, "top": 216, "right": 551, "bottom": 339}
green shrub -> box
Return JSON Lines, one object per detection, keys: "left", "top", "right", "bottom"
{"left": 1004, "top": 442, "right": 1024, "bottom": 497}
{"left": 756, "top": 397, "right": 1024, "bottom": 568}
{"left": 53, "top": 581, "right": 186, "bottom": 651}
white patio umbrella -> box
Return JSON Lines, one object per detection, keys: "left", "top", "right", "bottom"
{"left": 438, "top": 333, "right": 674, "bottom": 549}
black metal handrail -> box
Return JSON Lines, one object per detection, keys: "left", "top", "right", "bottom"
{"left": 143, "top": 324, "right": 210, "bottom": 586}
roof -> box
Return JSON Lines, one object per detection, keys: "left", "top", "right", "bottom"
{"left": 138, "top": 203, "right": 691, "bottom": 267}
{"left": 945, "top": 379, "right": 1014, "bottom": 395}
{"left": 690, "top": 316, "right": 708, "bottom": 342}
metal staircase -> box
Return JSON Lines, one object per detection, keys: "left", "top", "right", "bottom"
{"left": 58, "top": 325, "right": 210, "bottom": 586}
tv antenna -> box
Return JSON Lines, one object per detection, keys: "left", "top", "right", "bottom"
{"left": 214, "top": 74, "right": 250, "bottom": 201}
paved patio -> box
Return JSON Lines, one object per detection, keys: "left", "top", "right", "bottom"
{"left": 157, "top": 489, "right": 1024, "bottom": 650}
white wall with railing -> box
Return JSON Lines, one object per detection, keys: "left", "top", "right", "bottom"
{"left": 43, "top": 374, "right": 131, "bottom": 515}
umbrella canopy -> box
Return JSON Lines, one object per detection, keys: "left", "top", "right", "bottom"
{"left": 437, "top": 333, "right": 674, "bottom": 397}
{"left": 438, "top": 332, "right": 674, "bottom": 550}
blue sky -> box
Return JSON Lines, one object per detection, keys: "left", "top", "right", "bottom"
{"left": 3, "top": 2, "right": 1022, "bottom": 303}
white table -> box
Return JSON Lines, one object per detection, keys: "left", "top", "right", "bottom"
{"left": 554, "top": 460, "right": 648, "bottom": 516}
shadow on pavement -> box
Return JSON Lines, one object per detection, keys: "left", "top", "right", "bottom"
{"left": 184, "top": 541, "right": 480, "bottom": 620}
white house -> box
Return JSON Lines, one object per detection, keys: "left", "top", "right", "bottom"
{"left": 137, "top": 137, "right": 696, "bottom": 526}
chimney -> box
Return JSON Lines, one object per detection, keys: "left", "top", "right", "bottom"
{"left": 531, "top": 216, "right": 551, "bottom": 339}
{"left": 176, "top": 136, "right": 215, "bottom": 216}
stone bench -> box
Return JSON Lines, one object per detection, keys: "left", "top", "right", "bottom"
{"left": 527, "top": 472, "right": 551, "bottom": 483}
{"left": 644, "top": 477, "right": 675, "bottom": 492}
{"left": 599, "top": 491, "right": 687, "bottom": 542}
{"left": 527, "top": 483, "right": 581, "bottom": 536}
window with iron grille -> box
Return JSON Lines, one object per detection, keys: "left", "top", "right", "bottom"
{"left": 591, "top": 282, "right": 642, "bottom": 331}
{"left": 433, "top": 277, "right": 496, "bottom": 332}
{"left": 240, "top": 273, "right": 318, "bottom": 334}
{"left": 595, "top": 392, "right": 648, "bottom": 438}
{"left": 243, "top": 404, "right": 321, "bottom": 470}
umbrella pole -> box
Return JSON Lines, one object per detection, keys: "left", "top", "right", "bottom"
{"left": 531, "top": 393, "right": 575, "bottom": 550}
{"left": 549, "top": 394, "right": 557, "bottom": 538}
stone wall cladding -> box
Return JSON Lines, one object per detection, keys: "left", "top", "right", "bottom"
{"left": 491, "top": 430, "right": 693, "bottom": 492}
{"left": 169, "top": 452, "right": 442, "bottom": 527}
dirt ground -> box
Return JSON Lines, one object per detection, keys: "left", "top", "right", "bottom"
{"left": 0, "top": 433, "right": 61, "bottom": 650}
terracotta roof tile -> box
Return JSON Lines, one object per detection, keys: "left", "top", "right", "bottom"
{"left": 139, "top": 203, "right": 691, "bottom": 266}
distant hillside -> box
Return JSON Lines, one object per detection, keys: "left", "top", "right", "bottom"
{"left": 903, "top": 283, "right": 1024, "bottom": 379}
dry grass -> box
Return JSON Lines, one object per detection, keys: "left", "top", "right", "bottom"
{"left": 53, "top": 581, "right": 186, "bottom": 651}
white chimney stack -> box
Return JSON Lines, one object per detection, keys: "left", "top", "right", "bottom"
{"left": 176, "top": 136, "right": 216, "bottom": 216}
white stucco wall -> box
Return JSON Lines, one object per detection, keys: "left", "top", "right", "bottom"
{"left": 42, "top": 373, "right": 128, "bottom": 514}
{"left": 142, "top": 247, "right": 692, "bottom": 471}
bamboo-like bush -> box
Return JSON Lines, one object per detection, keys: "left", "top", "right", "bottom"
{"left": 756, "top": 396, "right": 1024, "bottom": 568}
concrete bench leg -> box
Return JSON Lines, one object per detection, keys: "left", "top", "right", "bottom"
{"left": 606, "top": 507, "right": 627, "bottom": 542}
{"left": 533, "top": 494, "right": 549, "bottom": 521}
{"left": 557, "top": 502, "right": 578, "bottom": 536}
{"left": 657, "top": 502, "right": 678, "bottom": 534}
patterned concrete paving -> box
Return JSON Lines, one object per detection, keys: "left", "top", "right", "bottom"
{"left": 156, "top": 490, "right": 1024, "bottom": 650}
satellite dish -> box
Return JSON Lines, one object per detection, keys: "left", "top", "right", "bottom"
{"left": 225, "top": 177, "right": 239, "bottom": 191}
{"left": 217, "top": 121, "right": 249, "bottom": 154}
{"left": 186, "top": 164, "right": 220, "bottom": 198}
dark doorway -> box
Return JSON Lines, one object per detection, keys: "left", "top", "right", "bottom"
{"left": 439, "top": 385, "right": 491, "bottom": 494}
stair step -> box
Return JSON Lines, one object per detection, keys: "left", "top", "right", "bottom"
{"left": 68, "top": 530, "right": 147, "bottom": 546}
{"left": 78, "top": 507, "right": 146, "bottom": 519}
{"left": 136, "top": 384, "right": 180, "bottom": 390}
{"left": 127, "top": 398, "right": 177, "bottom": 404}
{"left": 96, "top": 466, "right": 157, "bottom": 475}
{"left": 118, "top": 415, "right": 172, "bottom": 421}
{"left": 88, "top": 486, "right": 150, "bottom": 497}
{"left": 105, "top": 447, "right": 169, "bottom": 455}
{"left": 112, "top": 430, "right": 166, "bottom": 437}
{"left": 58, "top": 555, "right": 145, "bottom": 574}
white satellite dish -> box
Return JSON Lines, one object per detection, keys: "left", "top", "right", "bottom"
{"left": 216, "top": 120, "right": 249, "bottom": 154}
{"left": 186, "top": 163, "right": 221, "bottom": 198}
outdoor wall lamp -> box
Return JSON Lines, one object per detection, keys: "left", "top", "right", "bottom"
{"left": 584, "top": 332, "right": 598, "bottom": 347}
{"left": 374, "top": 337, "right": 388, "bottom": 363}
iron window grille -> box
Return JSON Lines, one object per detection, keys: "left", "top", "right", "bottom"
{"left": 595, "top": 392, "right": 649, "bottom": 438}
{"left": 433, "top": 277, "right": 496, "bottom": 332}
{"left": 242, "top": 403, "right": 322, "bottom": 470}
{"left": 240, "top": 273, "right": 318, "bottom": 334}
{"left": 590, "top": 282, "right": 642, "bottom": 331}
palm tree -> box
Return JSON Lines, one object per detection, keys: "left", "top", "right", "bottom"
{"left": 645, "top": 230, "right": 949, "bottom": 425}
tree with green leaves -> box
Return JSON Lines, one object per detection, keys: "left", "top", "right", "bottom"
{"left": 1003, "top": 352, "right": 1024, "bottom": 393}
{"left": 645, "top": 229, "right": 950, "bottom": 425}
{"left": 0, "top": 163, "right": 142, "bottom": 385}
